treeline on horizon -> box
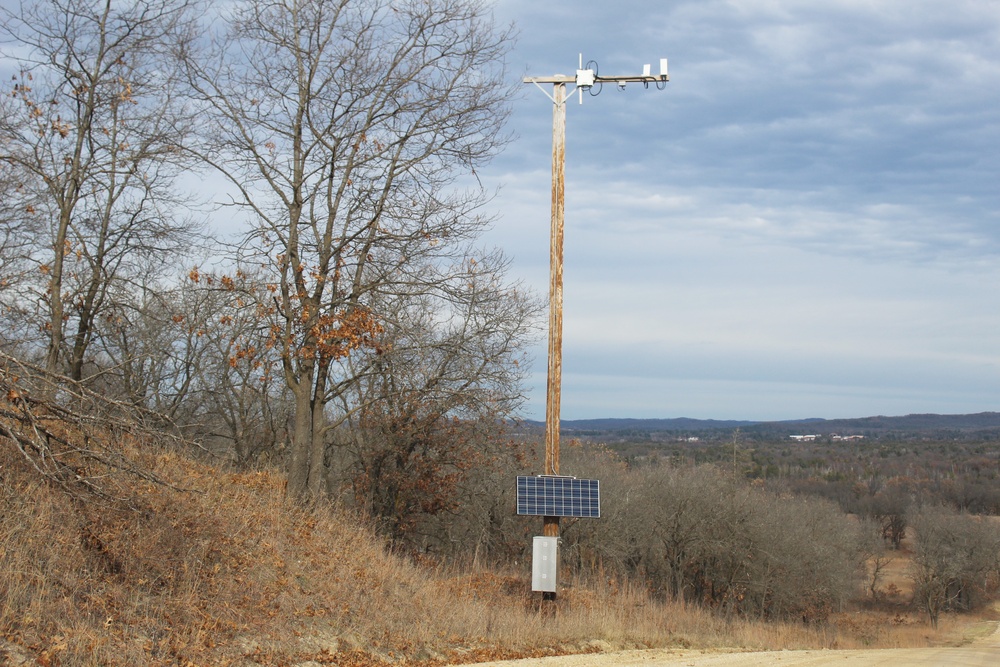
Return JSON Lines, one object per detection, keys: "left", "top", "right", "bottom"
{"left": 548, "top": 412, "right": 1000, "bottom": 437}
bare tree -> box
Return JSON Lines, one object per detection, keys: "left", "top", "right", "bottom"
{"left": 329, "top": 248, "right": 539, "bottom": 542}
{"left": 857, "top": 517, "right": 892, "bottom": 600}
{"left": 182, "top": 0, "right": 516, "bottom": 499}
{"left": 90, "top": 267, "right": 295, "bottom": 464}
{"left": 601, "top": 464, "right": 862, "bottom": 620}
{"left": 909, "top": 505, "right": 1000, "bottom": 628}
{"left": 0, "top": 0, "right": 201, "bottom": 380}
{"left": 0, "top": 158, "right": 33, "bottom": 282}
{"left": 177, "top": 273, "right": 294, "bottom": 465}
{"left": 0, "top": 109, "right": 46, "bottom": 353}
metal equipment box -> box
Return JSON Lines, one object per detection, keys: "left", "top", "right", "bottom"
{"left": 531, "top": 536, "right": 558, "bottom": 593}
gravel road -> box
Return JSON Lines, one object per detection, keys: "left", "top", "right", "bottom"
{"left": 466, "top": 623, "right": 1000, "bottom": 667}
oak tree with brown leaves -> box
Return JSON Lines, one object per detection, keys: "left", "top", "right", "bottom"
{"left": 182, "top": 0, "right": 517, "bottom": 499}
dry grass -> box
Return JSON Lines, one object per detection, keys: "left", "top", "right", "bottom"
{"left": 1, "top": 403, "right": 992, "bottom": 665}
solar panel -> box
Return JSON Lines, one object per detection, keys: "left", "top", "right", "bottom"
{"left": 516, "top": 475, "right": 600, "bottom": 518}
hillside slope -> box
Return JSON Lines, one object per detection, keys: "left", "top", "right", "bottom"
{"left": 1, "top": 362, "right": 984, "bottom": 665}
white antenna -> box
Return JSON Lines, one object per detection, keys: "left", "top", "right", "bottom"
{"left": 533, "top": 54, "right": 669, "bottom": 107}
{"left": 575, "top": 53, "right": 596, "bottom": 105}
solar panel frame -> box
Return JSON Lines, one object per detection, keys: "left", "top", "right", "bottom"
{"left": 516, "top": 475, "right": 600, "bottom": 518}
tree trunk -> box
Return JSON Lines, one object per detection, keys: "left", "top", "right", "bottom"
{"left": 287, "top": 381, "right": 315, "bottom": 500}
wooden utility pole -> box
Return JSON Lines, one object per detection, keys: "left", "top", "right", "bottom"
{"left": 544, "top": 80, "right": 567, "bottom": 562}
{"left": 522, "top": 75, "right": 573, "bottom": 550}
{"left": 545, "top": 83, "right": 567, "bottom": 476}
{"left": 521, "top": 75, "right": 574, "bottom": 483}
{"left": 524, "top": 60, "right": 668, "bottom": 479}
{"left": 520, "top": 74, "right": 572, "bottom": 601}
{"left": 523, "top": 57, "right": 669, "bottom": 601}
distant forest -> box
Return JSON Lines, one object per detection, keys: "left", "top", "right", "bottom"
{"left": 544, "top": 412, "right": 1000, "bottom": 438}
{"left": 519, "top": 412, "right": 1000, "bottom": 517}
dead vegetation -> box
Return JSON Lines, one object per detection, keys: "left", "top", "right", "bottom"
{"left": 0, "top": 357, "right": 993, "bottom": 666}
{"left": 0, "top": 352, "right": 188, "bottom": 505}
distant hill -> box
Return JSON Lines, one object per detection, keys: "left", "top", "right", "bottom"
{"left": 753, "top": 412, "right": 1000, "bottom": 435}
{"left": 557, "top": 417, "right": 757, "bottom": 432}
{"left": 522, "top": 412, "right": 1000, "bottom": 438}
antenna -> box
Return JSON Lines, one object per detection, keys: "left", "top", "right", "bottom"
{"left": 575, "top": 53, "right": 595, "bottom": 104}
{"left": 529, "top": 55, "right": 669, "bottom": 105}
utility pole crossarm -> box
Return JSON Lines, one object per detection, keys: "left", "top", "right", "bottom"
{"left": 525, "top": 57, "right": 669, "bottom": 96}
{"left": 522, "top": 75, "right": 576, "bottom": 84}
{"left": 595, "top": 73, "right": 670, "bottom": 83}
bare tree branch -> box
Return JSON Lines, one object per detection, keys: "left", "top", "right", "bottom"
{"left": 0, "top": 350, "right": 198, "bottom": 509}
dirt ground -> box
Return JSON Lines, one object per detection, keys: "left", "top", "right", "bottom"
{"left": 464, "top": 621, "right": 1000, "bottom": 667}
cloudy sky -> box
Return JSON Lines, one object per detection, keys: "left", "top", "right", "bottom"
{"left": 480, "top": 0, "right": 1000, "bottom": 421}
